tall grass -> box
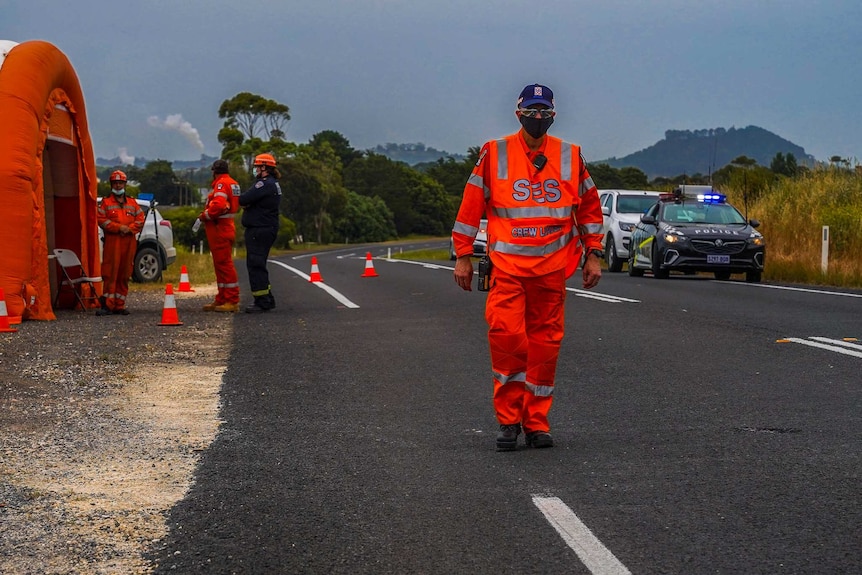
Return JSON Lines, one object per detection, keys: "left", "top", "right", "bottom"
{"left": 721, "top": 169, "right": 862, "bottom": 287}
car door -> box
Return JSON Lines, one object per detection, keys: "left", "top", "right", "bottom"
{"left": 599, "top": 192, "right": 613, "bottom": 249}
{"left": 631, "top": 202, "right": 660, "bottom": 267}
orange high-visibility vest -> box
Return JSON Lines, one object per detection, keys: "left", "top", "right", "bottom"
{"left": 453, "top": 132, "right": 603, "bottom": 277}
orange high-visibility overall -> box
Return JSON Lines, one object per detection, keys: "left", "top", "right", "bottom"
{"left": 452, "top": 132, "right": 604, "bottom": 432}
{"left": 97, "top": 194, "right": 145, "bottom": 312}
{"left": 202, "top": 173, "right": 241, "bottom": 305}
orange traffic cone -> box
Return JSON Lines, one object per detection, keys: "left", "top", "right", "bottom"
{"left": 158, "top": 284, "right": 184, "bottom": 326}
{"left": 0, "top": 288, "right": 18, "bottom": 333}
{"left": 361, "top": 252, "right": 379, "bottom": 277}
{"left": 309, "top": 256, "right": 324, "bottom": 283}
{"left": 177, "top": 265, "right": 195, "bottom": 292}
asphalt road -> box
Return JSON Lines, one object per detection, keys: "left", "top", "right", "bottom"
{"left": 149, "top": 242, "right": 862, "bottom": 574}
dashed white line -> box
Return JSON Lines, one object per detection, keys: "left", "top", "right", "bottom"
{"left": 532, "top": 495, "right": 632, "bottom": 575}
{"left": 385, "top": 258, "right": 639, "bottom": 302}
{"left": 566, "top": 288, "right": 640, "bottom": 303}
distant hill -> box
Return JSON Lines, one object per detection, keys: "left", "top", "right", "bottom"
{"left": 370, "top": 143, "right": 466, "bottom": 165}
{"left": 96, "top": 154, "right": 218, "bottom": 169}
{"left": 597, "top": 126, "right": 815, "bottom": 179}
{"left": 96, "top": 146, "right": 468, "bottom": 169}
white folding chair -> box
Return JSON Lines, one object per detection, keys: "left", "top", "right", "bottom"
{"left": 53, "top": 248, "right": 102, "bottom": 310}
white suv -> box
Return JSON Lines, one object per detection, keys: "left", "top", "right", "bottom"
{"left": 97, "top": 196, "right": 177, "bottom": 282}
{"left": 599, "top": 189, "right": 661, "bottom": 272}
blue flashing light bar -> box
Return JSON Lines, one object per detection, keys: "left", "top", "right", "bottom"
{"left": 697, "top": 193, "right": 726, "bottom": 204}
{"left": 137, "top": 192, "right": 154, "bottom": 202}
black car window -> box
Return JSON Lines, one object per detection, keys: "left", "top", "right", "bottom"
{"left": 618, "top": 195, "right": 658, "bottom": 214}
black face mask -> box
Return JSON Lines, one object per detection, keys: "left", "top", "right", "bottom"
{"left": 519, "top": 115, "right": 554, "bottom": 138}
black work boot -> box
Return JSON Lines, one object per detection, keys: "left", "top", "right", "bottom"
{"left": 496, "top": 423, "right": 521, "bottom": 452}
{"left": 263, "top": 293, "right": 276, "bottom": 310}
{"left": 96, "top": 296, "right": 111, "bottom": 316}
{"left": 244, "top": 298, "right": 269, "bottom": 314}
{"left": 525, "top": 431, "right": 554, "bottom": 448}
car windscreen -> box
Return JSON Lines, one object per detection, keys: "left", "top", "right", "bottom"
{"left": 662, "top": 203, "right": 747, "bottom": 224}
{"left": 617, "top": 195, "right": 659, "bottom": 214}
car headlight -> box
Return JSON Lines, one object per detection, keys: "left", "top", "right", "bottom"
{"left": 618, "top": 222, "right": 635, "bottom": 232}
{"left": 749, "top": 232, "right": 764, "bottom": 246}
{"left": 662, "top": 233, "right": 684, "bottom": 243}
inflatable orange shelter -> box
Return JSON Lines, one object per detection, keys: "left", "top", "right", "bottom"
{"left": 0, "top": 40, "right": 100, "bottom": 321}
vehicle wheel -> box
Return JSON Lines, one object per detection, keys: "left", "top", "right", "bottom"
{"left": 133, "top": 246, "right": 162, "bottom": 283}
{"left": 606, "top": 236, "right": 623, "bottom": 273}
{"left": 628, "top": 255, "right": 644, "bottom": 277}
{"left": 651, "top": 244, "right": 669, "bottom": 279}
{"left": 745, "top": 271, "right": 762, "bottom": 283}
{"left": 448, "top": 239, "right": 456, "bottom": 261}
{"left": 714, "top": 271, "right": 731, "bottom": 281}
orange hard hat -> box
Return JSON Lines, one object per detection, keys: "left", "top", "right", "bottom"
{"left": 109, "top": 170, "right": 127, "bottom": 182}
{"left": 253, "top": 153, "right": 277, "bottom": 167}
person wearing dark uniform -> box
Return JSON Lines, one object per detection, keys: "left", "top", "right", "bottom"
{"left": 239, "top": 153, "right": 282, "bottom": 313}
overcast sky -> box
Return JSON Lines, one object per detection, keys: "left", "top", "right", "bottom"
{"left": 2, "top": 0, "right": 859, "bottom": 165}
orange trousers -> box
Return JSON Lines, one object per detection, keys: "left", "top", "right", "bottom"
{"left": 101, "top": 233, "right": 137, "bottom": 311}
{"left": 205, "top": 219, "right": 239, "bottom": 305}
{"left": 485, "top": 266, "right": 567, "bottom": 433}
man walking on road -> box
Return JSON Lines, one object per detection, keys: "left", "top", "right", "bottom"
{"left": 451, "top": 83, "right": 604, "bottom": 451}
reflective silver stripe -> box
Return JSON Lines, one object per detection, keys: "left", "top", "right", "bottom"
{"left": 217, "top": 282, "right": 241, "bottom": 288}
{"left": 494, "top": 370, "right": 526, "bottom": 385}
{"left": 218, "top": 213, "right": 234, "bottom": 219}
{"left": 496, "top": 138, "right": 508, "bottom": 180}
{"left": 467, "top": 173, "right": 490, "bottom": 200}
{"left": 560, "top": 141, "right": 574, "bottom": 181}
{"left": 452, "top": 221, "right": 480, "bottom": 236}
{"left": 490, "top": 206, "right": 572, "bottom": 219}
{"left": 526, "top": 382, "right": 555, "bottom": 397}
{"left": 98, "top": 221, "right": 109, "bottom": 229}
{"left": 491, "top": 231, "right": 574, "bottom": 256}
{"left": 214, "top": 192, "right": 229, "bottom": 199}
{"left": 578, "top": 223, "right": 603, "bottom": 234}
{"left": 579, "top": 175, "right": 596, "bottom": 198}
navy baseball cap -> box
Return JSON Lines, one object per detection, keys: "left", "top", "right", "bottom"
{"left": 518, "top": 84, "right": 554, "bottom": 108}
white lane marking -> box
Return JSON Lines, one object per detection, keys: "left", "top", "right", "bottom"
{"left": 381, "top": 257, "right": 452, "bottom": 270}
{"left": 785, "top": 337, "right": 862, "bottom": 358}
{"left": 532, "top": 496, "right": 632, "bottom": 575}
{"left": 567, "top": 288, "right": 640, "bottom": 303}
{"left": 809, "top": 336, "right": 862, "bottom": 350}
{"left": 385, "top": 258, "right": 639, "bottom": 302}
{"left": 718, "top": 281, "right": 862, "bottom": 299}
{"left": 269, "top": 260, "right": 360, "bottom": 309}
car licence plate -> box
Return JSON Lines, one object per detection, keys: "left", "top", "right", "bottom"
{"left": 707, "top": 255, "right": 730, "bottom": 264}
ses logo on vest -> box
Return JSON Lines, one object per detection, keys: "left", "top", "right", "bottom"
{"left": 512, "top": 179, "right": 561, "bottom": 203}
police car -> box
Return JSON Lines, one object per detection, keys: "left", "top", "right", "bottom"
{"left": 627, "top": 185, "right": 765, "bottom": 282}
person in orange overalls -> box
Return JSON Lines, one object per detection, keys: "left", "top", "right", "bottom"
{"left": 199, "top": 159, "right": 241, "bottom": 312}
{"left": 97, "top": 170, "right": 146, "bottom": 316}
{"left": 452, "top": 84, "right": 604, "bottom": 451}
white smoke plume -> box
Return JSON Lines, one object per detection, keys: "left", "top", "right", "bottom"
{"left": 147, "top": 113, "right": 205, "bottom": 150}
{"left": 118, "top": 147, "right": 135, "bottom": 165}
